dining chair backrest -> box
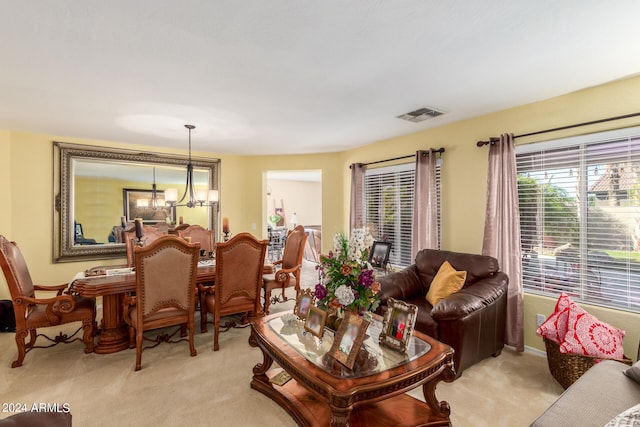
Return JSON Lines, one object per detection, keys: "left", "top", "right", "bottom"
{"left": 124, "top": 226, "right": 168, "bottom": 267}
{"left": 134, "top": 236, "right": 199, "bottom": 319}
{"left": 281, "top": 225, "right": 307, "bottom": 271}
{"left": 215, "top": 233, "right": 268, "bottom": 312}
{"left": 178, "top": 225, "right": 215, "bottom": 252}
{"left": 0, "top": 235, "right": 35, "bottom": 299}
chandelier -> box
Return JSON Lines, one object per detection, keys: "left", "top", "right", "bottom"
{"left": 137, "top": 167, "right": 164, "bottom": 210}
{"left": 165, "top": 124, "right": 218, "bottom": 208}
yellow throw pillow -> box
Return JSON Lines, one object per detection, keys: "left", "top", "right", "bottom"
{"left": 426, "top": 261, "right": 467, "bottom": 306}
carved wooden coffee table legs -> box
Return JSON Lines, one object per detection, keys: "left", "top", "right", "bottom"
{"left": 423, "top": 359, "right": 456, "bottom": 418}
{"left": 94, "top": 293, "right": 130, "bottom": 354}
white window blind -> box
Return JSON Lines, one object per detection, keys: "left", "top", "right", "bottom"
{"left": 364, "top": 162, "right": 440, "bottom": 267}
{"left": 516, "top": 128, "right": 640, "bottom": 312}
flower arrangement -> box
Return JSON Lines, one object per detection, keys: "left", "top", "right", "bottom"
{"left": 314, "top": 228, "right": 381, "bottom": 315}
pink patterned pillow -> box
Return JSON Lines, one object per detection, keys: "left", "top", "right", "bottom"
{"left": 537, "top": 307, "right": 570, "bottom": 343}
{"left": 559, "top": 302, "right": 625, "bottom": 359}
{"left": 536, "top": 293, "right": 573, "bottom": 343}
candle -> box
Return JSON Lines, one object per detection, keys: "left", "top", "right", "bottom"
{"left": 222, "top": 217, "right": 229, "bottom": 233}
{"left": 121, "top": 216, "right": 127, "bottom": 228}
{"left": 134, "top": 218, "right": 144, "bottom": 239}
{"left": 179, "top": 216, "right": 184, "bottom": 225}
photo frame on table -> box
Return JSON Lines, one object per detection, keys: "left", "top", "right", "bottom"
{"left": 369, "top": 241, "right": 392, "bottom": 269}
{"left": 294, "top": 289, "right": 316, "bottom": 320}
{"left": 303, "top": 306, "right": 327, "bottom": 338}
{"left": 123, "top": 188, "right": 175, "bottom": 223}
{"left": 379, "top": 297, "right": 418, "bottom": 353}
{"left": 328, "top": 311, "right": 370, "bottom": 369}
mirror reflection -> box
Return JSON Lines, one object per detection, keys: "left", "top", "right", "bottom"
{"left": 72, "top": 160, "right": 211, "bottom": 246}
{"left": 54, "top": 142, "right": 220, "bottom": 263}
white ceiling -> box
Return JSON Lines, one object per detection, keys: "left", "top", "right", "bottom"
{"left": 1, "top": 1, "right": 640, "bottom": 155}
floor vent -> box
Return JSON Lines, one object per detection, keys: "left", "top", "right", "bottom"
{"left": 397, "top": 107, "right": 446, "bottom": 123}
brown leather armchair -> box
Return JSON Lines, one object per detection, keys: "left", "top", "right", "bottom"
{"left": 263, "top": 225, "right": 308, "bottom": 315}
{"left": 199, "top": 233, "right": 268, "bottom": 350}
{"left": 123, "top": 236, "right": 199, "bottom": 371}
{"left": 0, "top": 235, "right": 96, "bottom": 368}
{"left": 377, "top": 249, "right": 508, "bottom": 377}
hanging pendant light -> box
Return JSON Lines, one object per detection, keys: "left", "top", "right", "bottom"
{"left": 137, "top": 167, "right": 164, "bottom": 210}
{"left": 165, "top": 124, "right": 218, "bottom": 208}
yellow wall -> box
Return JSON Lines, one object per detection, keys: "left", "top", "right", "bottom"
{"left": 3, "top": 75, "right": 640, "bottom": 356}
{"left": 266, "top": 179, "right": 322, "bottom": 227}
{"left": 341, "top": 74, "right": 640, "bottom": 356}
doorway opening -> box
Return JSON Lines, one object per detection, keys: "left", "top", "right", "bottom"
{"left": 265, "top": 170, "right": 322, "bottom": 264}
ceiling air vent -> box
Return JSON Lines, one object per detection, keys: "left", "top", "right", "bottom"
{"left": 397, "top": 107, "right": 446, "bottom": 123}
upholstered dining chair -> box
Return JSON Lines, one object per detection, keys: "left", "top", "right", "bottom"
{"left": 178, "top": 225, "right": 215, "bottom": 252}
{"left": 198, "top": 233, "right": 268, "bottom": 350}
{"left": 263, "top": 225, "right": 308, "bottom": 315}
{"left": 123, "top": 235, "right": 199, "bottom": 371}
{"left": 0, "top": 235, "right": 96, "bottom": 368}
{"left": 124, "top": 225, "right": 168, "bottom": 267}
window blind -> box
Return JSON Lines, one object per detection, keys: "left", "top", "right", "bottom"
{"left": 364, "top": 162, "right": 440, "bottom": 267}
{"left": 516, "top": 130, "right": 640, "bottom": 312}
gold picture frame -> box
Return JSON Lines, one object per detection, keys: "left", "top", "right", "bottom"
{"left": 303, "top": 306, "right": 327, "bottom": 338}
{"left": 328, "top": 311, "right": 370, "bottom": 369}
{"left": 379, "top": 297, "right": 418, "bottom": 353}
{"left": 294, "top": 289, "right": 315, "bottom": 320}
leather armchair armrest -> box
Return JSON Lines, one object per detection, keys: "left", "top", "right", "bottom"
{"left": 377, "top": 266, "right": 423, "bottom": 304}
{"left": 431, "top": 273, "right": 508, "bottom": 320}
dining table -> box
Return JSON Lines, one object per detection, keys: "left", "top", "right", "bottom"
{"left": 69, "top": 262, "right": 217, "bottom": 354}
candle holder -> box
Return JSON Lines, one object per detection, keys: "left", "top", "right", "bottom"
{"left": 223, "top": 230, "right": 231, "bottom": 242}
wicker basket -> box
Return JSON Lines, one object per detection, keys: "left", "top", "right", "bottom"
{"left": 544, "top": 338, "right": 632, "bottom": 389}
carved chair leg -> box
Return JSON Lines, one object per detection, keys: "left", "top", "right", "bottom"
{"left": 264, "top": 288, "right": 272, "bottom": 316}
{"left": 82, "top": 319, "right": 95, "bottom": 353}
{"left": 188, "top": 320, "right": 197, "bottom": 357}
{"left": 135, "top": 329, "right": 143, "bottom": 371}
{"left": 12, "top": 329, "right": 28, "bottom": 368}
{"left": 28, "top": 329, "right": 37, "bottom": 349}
{"left": 200, "top": 294, "right": 208, "bottom": 333}
{"left": 213, "top": 312, "right": 220, "bottom": 351}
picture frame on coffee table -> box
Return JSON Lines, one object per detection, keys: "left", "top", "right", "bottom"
{"left": 303, "top": 306, "right": 327, "bottom": 338}
{"left": 379, "top": 297, "right": 417, "bottom": 353}
{"left": 294, "top": 289, "right": 315, "bottom": 320}
{"left": 328, "top": 311, "right": 370, "bottom": 369}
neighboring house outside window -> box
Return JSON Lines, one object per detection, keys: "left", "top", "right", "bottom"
{"left": 516, "top": 127, "right": 640, "bottom": 312}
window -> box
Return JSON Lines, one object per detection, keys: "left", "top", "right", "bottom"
{"left": 516, "top": 127, "right": 640, "bottom": 312}
{"left": 364, "top": 162, "right": 440, "bottom": 267}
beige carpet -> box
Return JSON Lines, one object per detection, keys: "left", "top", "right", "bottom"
{"left": 0, "top": 261, "right": 563, "bottom": 426}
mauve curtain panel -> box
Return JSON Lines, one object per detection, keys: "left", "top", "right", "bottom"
{"left": 412, "top": 150, "right": 438, "bottom": 258}
{"left": 482, "top": 133, "right": 524, "bottom": 352}
{"left": 349, "top": 163, "right": 365, "bottom": 232}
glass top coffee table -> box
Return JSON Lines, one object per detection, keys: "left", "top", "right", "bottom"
{"left": 249, "top": 311, "right": 455, "bottom": 427}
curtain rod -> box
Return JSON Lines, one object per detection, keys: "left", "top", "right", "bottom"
{"left": 350, "top": 147, "right": 445, "bottom": 169}
{"left": 475, "top": 111, "right": 640, "bottom": 147}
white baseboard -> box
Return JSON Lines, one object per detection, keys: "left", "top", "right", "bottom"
{"left": 524, "top": 345, "right": 546, "bottom": 357}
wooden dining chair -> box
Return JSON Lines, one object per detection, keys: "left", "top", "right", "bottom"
{"left": 178, "top": 225, "right": 215, "bottom": 252}
{"left": 123, "top": 235, "right": 200, "bottom": 371}
{"left": 198, "top": 233, "right": 268, "bottom": 350}
{"left": 263, "top": 225, "right": 308, "bottom": 315}
{"left": 123, "top": 225, "right": 168, "bottom": 267}
{"left": 0, "top": 235, "right": 96, "bottom": 368}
